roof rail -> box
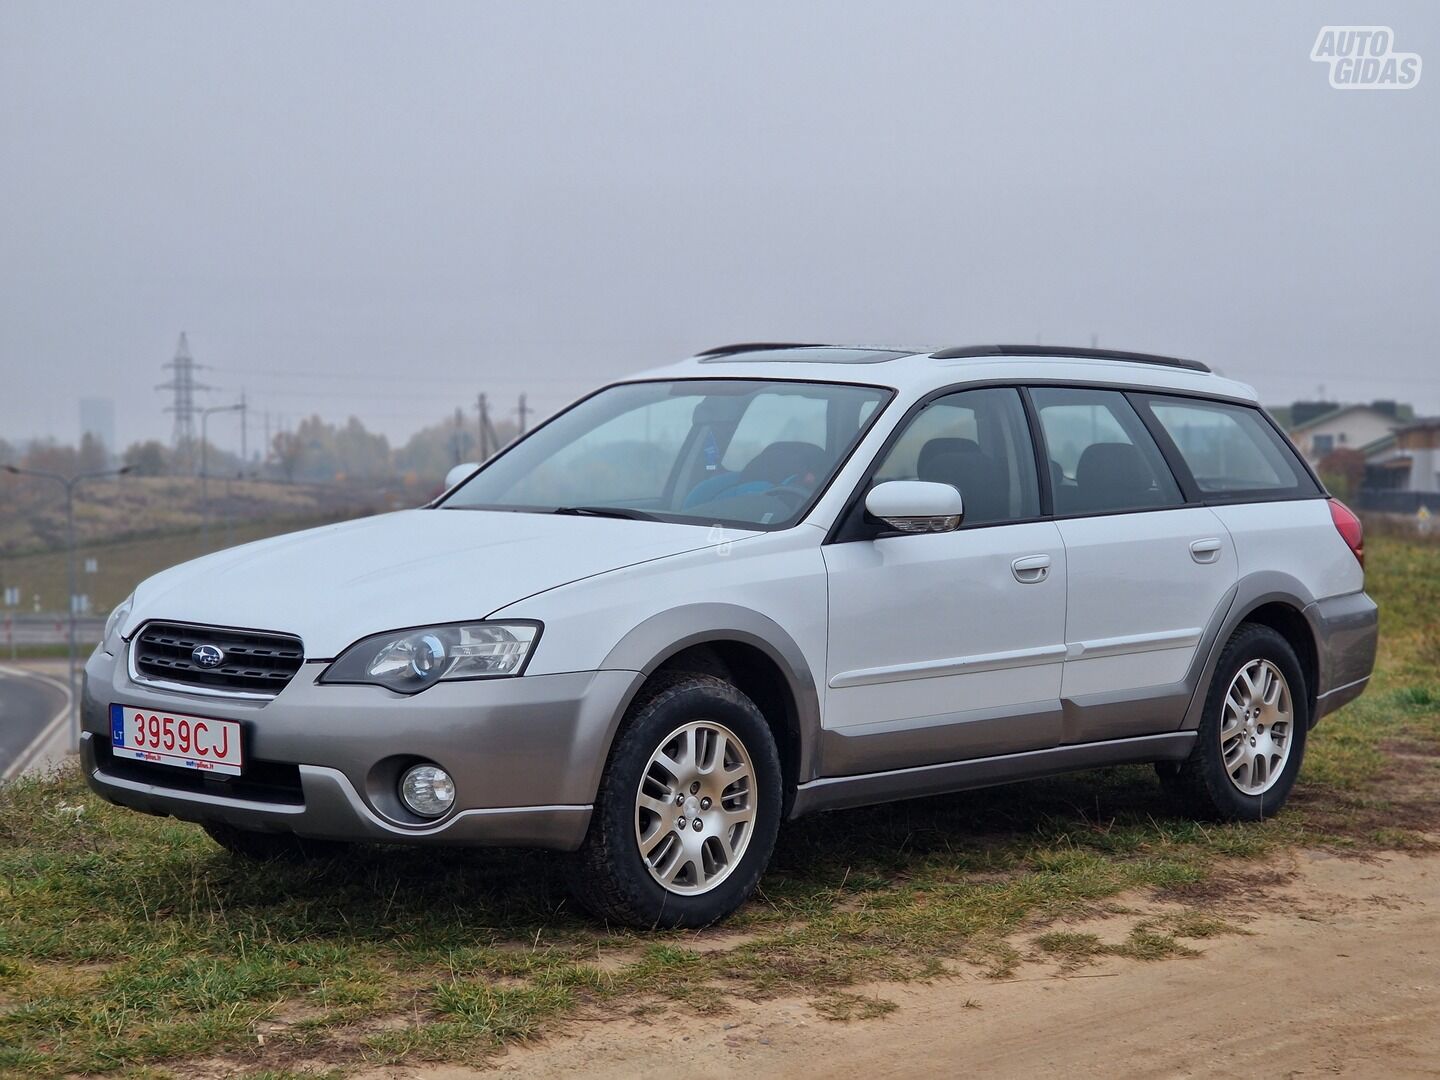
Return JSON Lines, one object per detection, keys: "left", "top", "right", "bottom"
{"left": 930, "top": 344, "right": 1210, "bottom": 373}
{"left": 695, "top": 342, "right": 828, "bottom": 357}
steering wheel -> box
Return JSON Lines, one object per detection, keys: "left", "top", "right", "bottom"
{"left": 766, "top": 484, "right": 813, "bottom": 508}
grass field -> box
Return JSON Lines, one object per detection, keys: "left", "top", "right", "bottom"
{"left": 0, "top": 473, "right": 419, "bottom": 614}
{"left": 2, "top": 534, "right": 1438, "bottom": 1079}
{"left": 0, "top": 475, "right": 414, "bottom": 558}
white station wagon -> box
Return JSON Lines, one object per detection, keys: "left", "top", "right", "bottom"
{"left": 84, "top": 344, "right": 1378, "bottom": 927}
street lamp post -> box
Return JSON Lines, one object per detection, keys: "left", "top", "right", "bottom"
{"left": 200, "top": 403, "right": 244, "bottom": 550}
{"left": 3, "top": 464, "right": 133, "bottom": 750}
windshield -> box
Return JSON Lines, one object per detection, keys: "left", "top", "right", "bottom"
{"left": 441, "top": 379, "right": 891, "bottom": 528}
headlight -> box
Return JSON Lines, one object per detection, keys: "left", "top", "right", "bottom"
{"left": 321, "top": 621, "right": 540, "bottom": 693}
{"left": 103, "top": 595, "right": 134, "bottom": 653}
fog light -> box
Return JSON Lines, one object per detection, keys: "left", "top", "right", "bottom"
{"left": 400, "top": 764, "right": 455, "bottom": 817}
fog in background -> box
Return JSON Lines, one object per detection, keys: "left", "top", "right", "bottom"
{"left": 2, "top": 1, "right": 1437, "bottom": 451}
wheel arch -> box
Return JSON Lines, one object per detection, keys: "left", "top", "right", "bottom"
{"left": 598, "top": 604, "right": 823, "bottom": 813}
{"left": 1239, "top": 601, "right": 1320, "bottom": 721}
{"left": 1183, "top": 571, "right": 1322, "bottom": 731}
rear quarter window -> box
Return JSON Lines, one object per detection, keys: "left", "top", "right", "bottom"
{"left": 1134, "top": 394, "right": 1320, "bottom": 501}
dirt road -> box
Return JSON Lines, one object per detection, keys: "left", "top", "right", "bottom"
{"left": 451, "top": 848, "right": 1439, "bottom": 1079}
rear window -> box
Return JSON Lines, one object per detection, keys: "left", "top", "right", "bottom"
{"left": 1030, "top": 387, "right": 1184, "bottom": 515}
{"left": 1134, "top": 395, "right": 1319, "bottom": 500}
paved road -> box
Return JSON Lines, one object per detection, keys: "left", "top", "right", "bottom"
{"left": 0, "top": 667, "right": 67, "bottom": 776}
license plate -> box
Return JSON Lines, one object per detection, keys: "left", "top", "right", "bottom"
{"left": 110, "top": 704, "right": 243, "bottom": 776}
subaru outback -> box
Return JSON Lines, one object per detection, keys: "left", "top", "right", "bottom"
{"left": 83, "top": 344, "right": 1378, "bottom": 927}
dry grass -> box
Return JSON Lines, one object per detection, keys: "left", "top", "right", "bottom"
{"left": 2, "top": 532, "right": 1438, "bottom": 1078}
{"left": 0, "top": 477, "right": 414, "bottom": 613}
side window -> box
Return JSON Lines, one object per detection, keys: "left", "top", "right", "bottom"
{"left": 872, "top": 387, "right": 1040, "bottom": 526}
{"left": 1030, "top": 388, "right": 1183, "bottom": 515}
{"left": 1136, "top": 395, "right": 1319, "bottom": 499}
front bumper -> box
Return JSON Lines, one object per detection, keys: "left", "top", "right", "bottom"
{"left": 81, "top": 645, "right": 642, "bottom": 850}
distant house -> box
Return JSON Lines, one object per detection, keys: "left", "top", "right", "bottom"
{"left": 1363, "top": 418, "right": 1440, "bottom": 497}
{"left": 1287, "top": 401, "right": 1404, "bottom": 465}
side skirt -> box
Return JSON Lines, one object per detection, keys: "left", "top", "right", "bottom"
{"left": 789, "top": 731, "right": 1196, "bottom": 818}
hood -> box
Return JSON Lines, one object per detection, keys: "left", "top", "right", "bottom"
{"left": 126, "top": 509, "right": 742, "bottom": 657}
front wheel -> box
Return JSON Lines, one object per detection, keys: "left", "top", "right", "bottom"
{"left": 569, "top": 673, "right": 782, "bottom": 929}
{"left": 1160, "top": 623, "right": 1309, "bottom": 821}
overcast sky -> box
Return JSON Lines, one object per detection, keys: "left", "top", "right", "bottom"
{"left": 2, "top": 1, "right": 1437, "bottom": 452}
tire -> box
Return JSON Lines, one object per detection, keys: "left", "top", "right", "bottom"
{"left": 569, "top": 672, "right": 782, "bottom": 929}
{"left": 203, "top": 821, "right": 347, "bottom": 863}
{"left": 1160, "top": 623, "right": 1309, "bottom": 821}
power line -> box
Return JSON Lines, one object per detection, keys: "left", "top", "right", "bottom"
{"left": 208, "top": 364, "right": 584, "bottom": 386}
{"left": 477, "top": 393, "right": 497, "bottom": 459}
{"left": 250, "top": 408, "right": 500, "bottom": 423}
{"left": 212, "top": 386, "right": 555, "bottom": 404}
{"left": 155, "top": 332, "right": 212, "bottom": 451}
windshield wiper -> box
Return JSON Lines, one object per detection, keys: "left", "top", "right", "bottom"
{"left": 550, "top": 505, "right": 657, "bottom": 521}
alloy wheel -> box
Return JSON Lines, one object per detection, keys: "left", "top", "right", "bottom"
{"left": 634, "top": 720, "right": 758, "bottom": 894}
{"left": 1221, "top": 658, "right": 1294, "bottom": 796}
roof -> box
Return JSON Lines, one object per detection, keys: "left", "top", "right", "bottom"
{"left": 696, "top": 345, "right": 913, "bottom": 365}
{"left": 1358, "top": 432, "right": 1399, "bottom": 456}
{"left": 1395, "top": 416, "right": 1440, "bottom": 434}
{"left": 929, "top": 344, "right": 1209, "bottom": 372}
{"left": 695, "top": 342, "right": 1208, "bottom": 372}
{"left": 622, "top": 344, "right": 1259, "bottom": 403}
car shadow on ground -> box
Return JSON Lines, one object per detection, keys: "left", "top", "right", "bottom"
{"left": 170, "top": 764, "right": 1180, "bottom": 943}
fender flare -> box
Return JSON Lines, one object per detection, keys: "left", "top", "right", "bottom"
{"left": 1180, "top": 570, "right": 1319, "bottom": 731}
{"left": 599, "top": 603, "right": 824, "bottom": 783}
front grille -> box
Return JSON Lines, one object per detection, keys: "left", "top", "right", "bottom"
{"left": 132, "top": 621, "right": 305, "bottom": 696}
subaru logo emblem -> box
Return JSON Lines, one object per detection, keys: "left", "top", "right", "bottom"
{"left": 192, "top": 644, "right": 225, "bottom": 669}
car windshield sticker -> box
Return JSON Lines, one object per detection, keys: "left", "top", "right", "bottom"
{"left": 703, "top": 430, "right": 720, "bottom": 470}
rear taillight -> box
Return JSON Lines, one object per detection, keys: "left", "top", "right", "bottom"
{"left": 1329, "top": 498, "right": 1364, "bottom": 568}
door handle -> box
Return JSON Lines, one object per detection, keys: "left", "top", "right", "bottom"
{"left": 1190, "top": 538, "right": 1223, "bottom": 564}
{"left": 1012, "top": 554, "right": 1051, "bottom": 583}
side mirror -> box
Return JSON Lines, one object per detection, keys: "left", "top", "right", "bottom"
{"left": 864, "top": 480, "right": 963, "bottom": 534}
{"left": 445, "top": 462, "right": 480, "bottom": 490}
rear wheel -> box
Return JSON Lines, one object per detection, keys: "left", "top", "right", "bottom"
{"left": 569, "top": 673, "right": 782, "bottom": 928}
{"left": 203, "top": 822, "right": 347, "bottom": 863}
{"left": 1160, "top": 623, "right": 1309, "bottom": 821}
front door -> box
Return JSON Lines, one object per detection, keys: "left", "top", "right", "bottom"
{"left": 821, "top": 387, "right": 1068, "bottom": 775}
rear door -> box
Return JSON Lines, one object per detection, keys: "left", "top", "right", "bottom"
{"left": 1028, "top": 387, "right": 1238, "bottom": 744}
{"left": 1132, "top": 390, "right": 1346, "bottom": 619}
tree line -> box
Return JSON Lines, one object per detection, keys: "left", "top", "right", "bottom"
{"left": 0, "top": 410, "right": 520, "bottom": 486}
